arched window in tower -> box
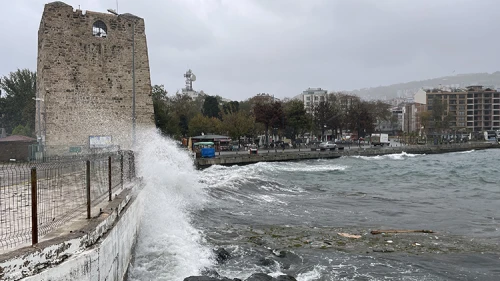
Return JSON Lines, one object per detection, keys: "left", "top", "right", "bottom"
{"left": 92, "top": 20, "right": 107, "bottom": 38}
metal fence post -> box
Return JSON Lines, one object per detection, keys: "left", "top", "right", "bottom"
{"left": 131, "top": 152, "right": 135, "bottom": 179}
{"left": 120, "top": 153, "right": 124, "bottom": 188}
{"left": 31, "top": 167, "right": 38, "bottom": 245}
{"left": 108, "top": 156, "right": 112, "bottom": 201}
{"left": 86, "top": 160, "right": 91, "bottom": 219}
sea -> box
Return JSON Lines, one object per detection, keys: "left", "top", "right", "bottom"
{"left": 127, "top": 132, "right": 500, "bottom": 281}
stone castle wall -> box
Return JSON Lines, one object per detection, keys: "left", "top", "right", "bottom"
{"left": 36, "top": 1, "right": 154, "bottom": 154}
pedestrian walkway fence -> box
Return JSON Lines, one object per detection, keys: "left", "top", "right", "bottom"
{"left": 0, "top": 150, "right": 135, "bottom": 250}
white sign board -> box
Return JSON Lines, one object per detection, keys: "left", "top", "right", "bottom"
{"left": 89, "top": 135, "right": 113, "bottom": 148}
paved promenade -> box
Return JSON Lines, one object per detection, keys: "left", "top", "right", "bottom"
{"left": 196, "top": 141, "right": 499, "bottom": 168}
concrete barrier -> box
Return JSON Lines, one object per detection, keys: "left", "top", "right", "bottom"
{"left": 0, "top": 184, "right": 144, "bottom": 281}
{"left": 196, "top": 142, "right": 499, "bottom": 168}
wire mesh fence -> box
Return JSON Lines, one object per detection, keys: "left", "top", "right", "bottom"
{"left": 0, "top": 150, "right": 135, "bottom": 250}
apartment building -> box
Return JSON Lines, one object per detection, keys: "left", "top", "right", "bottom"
{"left": 298, "top": 88, "right": 328, "bottom": 114}
{"left": 402, "top": 103, "right": 426, "bottom": 133}
{"left": 425, "top": 85, "right": 500, "bottom": 132}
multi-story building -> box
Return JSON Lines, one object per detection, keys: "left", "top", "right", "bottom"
{"left": 295, "top": 88, "right": 328, "bottom": 114}
{"left": 402, "top": 103, "right": 426, "bottom": 133}
{"left": 425, "top": 85, "right": 500, "bottom": 132}
{"left": 375, "top": 106, "right": 403, "bottom": 134}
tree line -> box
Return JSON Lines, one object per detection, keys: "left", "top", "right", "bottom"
{"left": 152, "top": 85, "right": 396, "bottom": 146}
{"left": 0, "top": 69, "right": 36, "bottom": 137}
{"left": 2, "top": 68, "right": 434, "bottom": 144}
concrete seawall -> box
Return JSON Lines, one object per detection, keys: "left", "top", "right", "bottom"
{"left": 0, "top": 184, "right": 144, "bottom": 281}
{"left": 196, "top": 142, "right": 500, "bottom": 168}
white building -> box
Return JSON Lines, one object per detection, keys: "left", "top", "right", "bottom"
{"left": 413, "top": 89, "right": 427, "bottom": 104}
{"left": 294, "top": 88, "right": 328, "bottom": 114}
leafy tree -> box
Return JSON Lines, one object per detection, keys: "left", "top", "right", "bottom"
{"left": 313, "top": 101, "right": 333, "bottom": 141}
{"left": 152, "top": 84, "right": 167, "bottom": 101}
{"left": 238, "top": 99, "right": 252, "bottom": 115}
{"left": 188, "top": 113, "right": 221, "bottom": 136}
{"left": 371, "top": 100, "right": 392, "bottom": 129}
{"left": 346, "top": 100, "right": 376, "bottom": 138}
{"left": 179, "top": 115, "right": 189, "bottom": 137}
{"left": 253, "top": 101, "right": 284, "bottom": 147}
{"left": 283, "top": 100, "right": 308, "bottom": 143}
{"left": 151, "top": 84, "right": 169, "bottom": 135}
{"left": 430, "top": 97, "right": 453, "bottom": 136}
{"left": 221, "top": 110, "right": 254, "bottom": 147}
{"left": 330, "top": 92, "right": 360, "bottom": 136}
{"left": 202, "top": 95, "right": 221, "bottom": 119}
{"left": 222, "top": 101, "right": 239, "bottom": 114}
{"left": 167, "top": 92, "right": 202, "bottom": 138}
{"left": 0, "top": 69, "right": 36, "bottom": 135}
{"left": 11, "top": 124, "right": 32, "bottom": 136}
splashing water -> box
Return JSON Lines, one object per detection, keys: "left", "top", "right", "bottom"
{"left": 127, "top": 129, "right": 214, "bottom": 280}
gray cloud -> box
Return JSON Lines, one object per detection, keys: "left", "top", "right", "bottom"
{"left": 1, "top": 0, "right": 499, "bottom": 101}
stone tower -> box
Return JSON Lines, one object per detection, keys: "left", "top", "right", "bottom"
{"left": 36, "top": 1, "right": 154, "bottom": 155}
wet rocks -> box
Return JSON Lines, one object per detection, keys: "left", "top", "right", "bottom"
{"left": 214, "top": 248, "right": 231, "bottom": 264}
{"left": 184, "top": 273, "right": 296, "bottom": 281}
{"left": 244, "top": 273, "right": 297, "bottom": 281}
{"left": 256, "top": 257, "right": 275, "bottom": 266}
{"left": 184, "top": 277, "right": 241, "bottom": 281}
{"left": 245, "top": 273, "right": 274, "bottom": 281}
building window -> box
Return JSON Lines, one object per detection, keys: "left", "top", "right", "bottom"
{"left": 92, "top": 20, "right": 107, "bottom": 37}
{"left": 459, "top": 94, "right": 466, "bottom": 98}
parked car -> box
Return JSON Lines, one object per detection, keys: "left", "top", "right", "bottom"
{"left": 249, "top": 144, "right": 258, "bottom": 154}
{"left": 319, "top": 141, "right": 337, "bottom": 150}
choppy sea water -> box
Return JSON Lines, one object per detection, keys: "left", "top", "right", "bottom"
{"left": 128, "top": 132, "right": 500, "bottom": 281}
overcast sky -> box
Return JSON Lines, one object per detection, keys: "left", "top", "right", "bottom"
{"left": 1, "top": 0, "right": 499, "bottom": 101}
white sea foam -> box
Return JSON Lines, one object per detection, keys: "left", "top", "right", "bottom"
{"left": 296, "top": 265, "right": 327, "bottom": 281}
{"left": 127, "top": 129, "right": 213, "bottom": 280}
{"left": 351, "top": 151, "right": 421, "bottom": 160}
{"left": 456, "top": 149, "right": 475, "bottom": 154}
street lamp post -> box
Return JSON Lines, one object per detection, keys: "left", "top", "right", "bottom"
{"left": 108, "top": 9, "right": 136, "bottom": 148}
